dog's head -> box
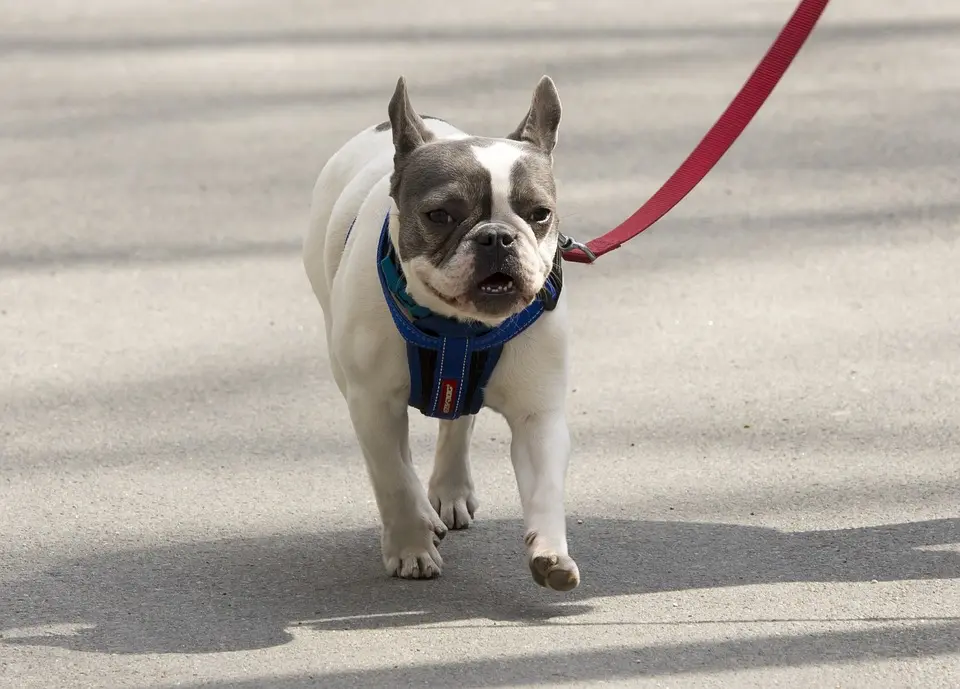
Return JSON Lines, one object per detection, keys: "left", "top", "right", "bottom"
{"left": 387, "top": 75, "right": 563, "bottom": 326}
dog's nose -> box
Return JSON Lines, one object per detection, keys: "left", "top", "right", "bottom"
{"left": 473, "top": 225, "right": 516, "bottom": 249}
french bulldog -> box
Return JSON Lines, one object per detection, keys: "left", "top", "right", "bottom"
{"left": 302, "top": 75, "right": 579, "bottom": 591}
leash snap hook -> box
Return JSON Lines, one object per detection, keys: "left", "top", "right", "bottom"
{"left": 558, "top": 232, "right": 597, "bottom": 263}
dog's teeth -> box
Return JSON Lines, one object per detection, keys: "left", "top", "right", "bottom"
{"left": 481, "top": 279, "right": 514, "bottom": 295}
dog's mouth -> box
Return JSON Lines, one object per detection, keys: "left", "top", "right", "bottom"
{"left": 477, "top": 272, "right": 517, "bottom": 296}
{"left": 419, "top": 269, "right": 531, "bottom": 320}
{"left": 426, "top": 273, "right": 519, "bottom": 306}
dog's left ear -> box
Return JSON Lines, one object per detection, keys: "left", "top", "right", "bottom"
{"left": 507, "top": 75, "right": 562, "bottom": 157}
{"left": 388, "top": 76, "right": 433, "bottom": 199}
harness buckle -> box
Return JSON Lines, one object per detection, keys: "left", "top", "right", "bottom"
{"left": 558, "top": 233, "right": 597, "bottom": 263}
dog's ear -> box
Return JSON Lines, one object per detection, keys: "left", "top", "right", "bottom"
{"left": 507, "top": 75, "right": 562, "bottom": 156}
{"left": 388, "top": 77, "right": 433, "bottom": 199}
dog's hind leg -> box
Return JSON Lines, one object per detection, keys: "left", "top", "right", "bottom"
{"left": 428, "top": 416, "right": 479, "bottom": 530}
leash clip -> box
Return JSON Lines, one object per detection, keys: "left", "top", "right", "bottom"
{"left": 558, "top": 233, "right": 597, "bottom": 263}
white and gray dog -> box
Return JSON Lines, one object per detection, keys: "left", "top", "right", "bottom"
{"left": 302, "top": 75, "right": 579, "bottom": 591}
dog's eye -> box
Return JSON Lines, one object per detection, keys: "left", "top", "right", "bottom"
{"left": 528, "top": 207, "right": 552, "bottom": 223}
{"left": 426, "top": 209, "right": 455, "bottom": 225}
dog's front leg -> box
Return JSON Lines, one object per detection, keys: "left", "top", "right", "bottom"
{"left": 508, "top": 408, "right": 580, "bottom": 591}
{"left": 347, "top": 392, "right": 448, "bottom": 579}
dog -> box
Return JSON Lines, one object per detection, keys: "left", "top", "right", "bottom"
{"left": 302, "top": 75, "right": 579, "bottom": 591}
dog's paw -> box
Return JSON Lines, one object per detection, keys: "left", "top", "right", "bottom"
{"left": 381, "top": 513, "right": 448, "bottom": 579}
{"left": 528, "top": 551, "right": 580, "bottom": 591}
{"left": 524, "top": 530, "right": 579, "bottom": 591}
{"left": 428, "top": 482, "right": 479, "bottom": 530}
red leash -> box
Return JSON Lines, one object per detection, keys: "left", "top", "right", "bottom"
{"left": 560, "top": 0, "right": 831, "bottom": 264}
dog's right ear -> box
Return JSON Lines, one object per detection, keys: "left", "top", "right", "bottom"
{"left": 388, "top": 77, "right": 433, "bottom": 200}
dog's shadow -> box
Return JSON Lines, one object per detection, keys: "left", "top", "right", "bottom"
{"left": 3, "top": 517, "right": 958, "bottom": 655}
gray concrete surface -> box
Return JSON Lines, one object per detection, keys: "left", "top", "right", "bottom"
{"left": 2, "top": 0, "right": 959, "bottom": 687}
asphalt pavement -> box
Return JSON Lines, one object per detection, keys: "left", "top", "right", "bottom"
{"left": 2, "top": 1, "right": 959, "bottom": 687}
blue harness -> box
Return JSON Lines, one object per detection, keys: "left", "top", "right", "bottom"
{"left": 349, "top": 212, "right": 563, "bottom": 420}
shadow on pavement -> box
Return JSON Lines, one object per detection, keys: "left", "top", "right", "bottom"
{"left": 146, "top": 621, "right": 960, "bottom": 687}
{"left": 2, "top": 517, "right": 958, "bottom": 656}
